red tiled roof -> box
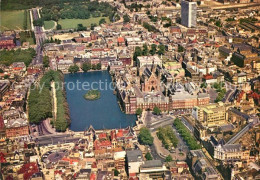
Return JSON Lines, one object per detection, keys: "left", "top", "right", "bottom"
{"left": 94, "top": 140, "right": 112, "bottom": 150}
{"left": 18, "top": 163, "right": 39, "bottom": 180}
{"left": 98, "top": 133, "right": 107, "bottom": 139}
{"left": 61, "top": 157, "right": 79, "bottom": 165}
{"left": 0, "top": 152, "right": 6, "bottom": 163}
{"left": 203, "top": 74, "right": 213, "bottom": 80}
{"left": 92, "top": 162, "right": 97, "bottom": 168}
{"left": 129, "top": 173, "right": 137, "bottom": 177}
{"left": 0, "top": 116, "right": 4, "bottom": 130}
{"left": 90, "top": 173, "right": 96, "bottom": 180}
{"left": 54, "top": 170, "right": 62, "bottom": 175}
{"left": 118, "top": 37, "right": 125, "bottom": 43}
{"left": 116, "top": 131, "right": 123, "bottom": 138}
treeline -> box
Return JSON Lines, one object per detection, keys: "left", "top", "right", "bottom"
{"left": 2, "top": 0, "right": 118, "bottom": 22}
{"left": 82, "top": 62, "right": 101, "bottom": 72}
{"left": 2, "top": 0, "right": 90, "bottom": 10}
{"left": 133, "top": 44, "right": 166, "bottom": 61}
{"left": 23, "top": 10, "right": 28, "bottom": 29}
{"left": 173, "top": 118, "right": 201, "bottom": 150}
{"left": 157, "top": 126, "right": 178, "bottom": 150}
{"left": 28, "top": 71, "right": 70, "bottom": 131}
{"left": 28, "top": 73, "right": 53, "bottom": 124}
{"left": 0, "top": 48, "right": 36, "bottom": 66}
{"left": 143, "top": 22, "right": 158, "bottom": 32}
{"left": 40, "top": 1, "right": 116, "bottom": 22}
{"left": 33, "top": 18, "right": 44, "bottom": 27}
{"left": 53, "top": 71, "right": 70, "bottom": 131}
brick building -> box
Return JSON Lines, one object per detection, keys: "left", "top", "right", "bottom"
{"left": 0, "top": 36, "right": 15, "bottom": 49}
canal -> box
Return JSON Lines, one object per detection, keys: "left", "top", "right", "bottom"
{"left": 64, "top": 71, "right": 136, "bottom": 131}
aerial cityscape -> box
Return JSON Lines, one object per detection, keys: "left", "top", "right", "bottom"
{"left": 0, "top": 0, "right": 259, "bottom": 179}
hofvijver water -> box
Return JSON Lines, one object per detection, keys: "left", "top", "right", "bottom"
{"left": 65, "top": 71, "right": 136, "bottom": 131}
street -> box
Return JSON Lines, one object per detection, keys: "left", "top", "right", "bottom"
{"left": 31, "top": 8, "right": 46, "bottom": 65}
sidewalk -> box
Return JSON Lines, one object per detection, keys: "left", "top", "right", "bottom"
{"left": 152, "top": 131, "right": 171, "bottom": 157}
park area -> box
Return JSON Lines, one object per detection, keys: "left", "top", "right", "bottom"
{"left": 58, "top": 17, "right": 110, "bottom": 29}
{"left": 44, "top": 21, "right": 56, "bottom": 30}
{"left": 0, "top": 10, "right": 30, "bottom": 31}
{"left": 157, "top": 126, "right": 178, "bottom": 150}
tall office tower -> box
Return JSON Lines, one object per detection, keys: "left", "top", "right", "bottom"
{"left": 181, "top": 0, "right": 197, "bottom": 28}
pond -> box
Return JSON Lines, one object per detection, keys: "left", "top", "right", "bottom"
{"left": 64, "top": 71, "right": 136, "bottom": 131}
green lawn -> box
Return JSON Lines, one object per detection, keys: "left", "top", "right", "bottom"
{"left": 58, "top": 17, "right": 110, "bottom": 29}
{"left": 0, "top": 10, "right": 25, "bottom": 31}
{"left": 44, "top": 21, "right": 56, "bottom": 30}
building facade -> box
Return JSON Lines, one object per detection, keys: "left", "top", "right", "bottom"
{"left": 181, "top": 1, "right": 197, "bottom": 28}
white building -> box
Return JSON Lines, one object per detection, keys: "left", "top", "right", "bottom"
{"left": 137, "top": 56, "right": 162, "bottom": 68}
{"left": 126, "top": 150, "right": 144, "bottom": 175}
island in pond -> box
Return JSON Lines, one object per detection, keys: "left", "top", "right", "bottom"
{"left": 84, "top": 90, "right": 101, "bottom": 101}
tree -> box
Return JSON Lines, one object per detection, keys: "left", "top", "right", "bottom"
{"left": 136, "top": 108, "right": 142, "bottom": 116}
{"left": 138, "top": 127, "right": 154, "bottom": 145}
{"left": 145, "top": 152, "right": 153, "bottom": 160}
{"left": 68, "top": 65, "right": 79, "bottom": 73}
{"left": 0, "top": 48, "right": 36, "bottom": 66}
{"left": 178, "top": 44, "right": 184, "bottom": 52}
{"left": 153, "top": 106, "right": 161, "bottom": 115}
{"left": 165, "top": 155, "right": 173, "bottom": 162}
{"left": 143, "top": 22, "right": 158, "bottom": 32}
{"left": 43, "top": 56, "right": 49, "bottom": 68}
{"left": 142, "top": 44, "right": 148, "bottom": 56}
{"left": 133, "top": 46, "right": 142, "bottom": 62}
{"left": 113, "top": 169, "right": 120, "bottom": 176}
{"left": 4, "top": 75, "right": 9, "bottom": 79}
{"left": 173, "top": 118, "right": 201, "bottom": 150}
{"left": 99, "top": 18, "right": 106, "bottom": 25}
{"left": 56, "top": 24, "right": 62, "bottom": 30}
{"left": 123, "top": 14, "right": 130, "bottom": 23}
{"left": 150, "top": 44, "right": 157, "bottom": 55}
{"left": 96, "top": 63, "right": 101, "bottom": 70}
{"left": 215, "top": 20, "right": 222, "bottom": 27}
{"left": 92, "top": 64, "right": 97, "bottom": 70}
{"left": 90, "top": 23, "right": 97, "bottom": 30}
{"left": 77, "top": 24, "right": 87, "bottom": 31}
{"left": 158, "top": 45, "right": 165, "bottom": 55}
{"left": 200, "top": 82, "right": 207, "bottom": 88}
{"left": 33, "top": 18, "right": 44, "bottom": 26}
{"left": 82, "top": 63, "right": 92, "bottom": 72}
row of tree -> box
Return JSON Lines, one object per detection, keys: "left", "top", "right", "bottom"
{"left": 68, "top": 63, "right": 102, "bottom": 73}
{"left": 23, "top": 10, "right": 28, "bottom": 30}
{"left": 53, "top": 71, "right": 71, "bottom": 131}
{"left": 143, "top": 22, "right": 158, "bottom": 32}
{"left": 173, "top": 118, "right": 201, "bottom": 150}
{"left": 33, "top": 18, "right": 44, "bottom": 26}
{"left": 82, "top": 62, "right": 101, "bottom": 72}
{"left": 40, "top": 1, "right": 116, "bottom": 22}
{"left": 133, "top": 44, "right": 166, "bottom": 62}
{"left": 28, "top": 72, "right": 53, "bottom": 124}
{"left": 28, "top": 71, "right": 70, "bottom": 131}
{"left": 157, "top": 126, "right": 178, "bottom": 150}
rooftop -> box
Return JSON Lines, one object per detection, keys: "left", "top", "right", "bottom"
{"left": 126, "top": 150, "right": 143, "bottom": 162}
